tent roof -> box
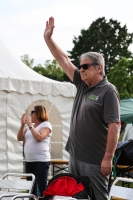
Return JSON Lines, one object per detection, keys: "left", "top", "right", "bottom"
{"left": 120, "top": 98, "right": 133, "bottom": 124}
{"left": 0, "top": 39, "right": 76, "bottom": 97}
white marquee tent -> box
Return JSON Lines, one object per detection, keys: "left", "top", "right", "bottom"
{"left": 0, "top": 39, "right": 76, "bottom": 177}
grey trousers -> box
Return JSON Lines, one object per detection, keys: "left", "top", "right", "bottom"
{"left": 68, "top": 156, "right": 109, "bottom": 200}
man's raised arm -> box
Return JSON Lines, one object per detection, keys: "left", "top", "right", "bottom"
{"left": 43, "top": 16, "right": 76, "bottom": 81}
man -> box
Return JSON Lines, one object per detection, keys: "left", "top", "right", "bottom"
{"left": 44, "top": 17, "right": 121, "bottom": 200}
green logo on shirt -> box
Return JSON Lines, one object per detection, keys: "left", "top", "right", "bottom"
{"left": 88, "top": 94, "right": 99, "bottom": 101}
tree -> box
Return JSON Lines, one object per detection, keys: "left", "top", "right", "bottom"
{"left": 33, "top": 60, "right": 70, "bottom": 82}
{"left": 21, "top": 55, "right": 70, "bottom": 82}
{"left": 107, "top": 57, "right": 133, "bottom": 99}
{"left": 21, "top": 54, "right": 34, "bottom": 68}
{"left": 68, "top": 17, "right": 133, "bottom": 74}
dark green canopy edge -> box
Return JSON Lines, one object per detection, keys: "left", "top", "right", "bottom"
{"left": 120, "top": 98, "right": 133, "bottom": 124}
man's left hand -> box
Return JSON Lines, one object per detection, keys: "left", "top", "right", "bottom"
{"left": 101, "top": 157, "right": 112, "bottom": 177}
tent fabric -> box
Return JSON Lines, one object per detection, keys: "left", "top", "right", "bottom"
{"left": 0, "top": 39, "right": 77, "bottom": 177}
{"left": 0, "top": 77, "right": 75, "bottom": 96}
{"left": 120, "top": 98, "right": 133, "bottom": 124}
{"left": 0, "top": 39, "right": 75, "bottom": 97}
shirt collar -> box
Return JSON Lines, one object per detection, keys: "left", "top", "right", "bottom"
{"left": 93, "top": 76, "right": 108, "bottom": 88}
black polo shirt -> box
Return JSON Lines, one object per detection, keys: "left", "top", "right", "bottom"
{"left": 65, "top": 68, "right": 120, "bottom": 165}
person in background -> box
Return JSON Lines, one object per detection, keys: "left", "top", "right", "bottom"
{"left": 43, "top": 17, "right": 121, "bottom": 200}
{"left": 17, "top": 105, "right": 52, "bottom": 197}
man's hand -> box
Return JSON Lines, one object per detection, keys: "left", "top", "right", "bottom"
{"left": 44, "top": 16, "right": 55, "bottom": 40}
{"left": 101, "top": 122, "right": 120, "bottom": 177}
{"left": 43, "top": 16, "right": 75, "bottom": 81}
{"left": 101, "top": 156, "right": 112, "bottom": 177}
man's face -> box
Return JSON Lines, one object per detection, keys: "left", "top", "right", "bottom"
{"left": 79, "top": 59, "right": 102, "bottom": 85}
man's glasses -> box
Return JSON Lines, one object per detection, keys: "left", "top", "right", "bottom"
{"left": 77, "top": 63, "right": 97, "bottom": 70}
{"left": 31, "top": 110, "right": 36, "bottom": 114}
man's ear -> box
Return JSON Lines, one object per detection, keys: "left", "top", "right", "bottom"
{"left": 98, "top": 65, "right": 102, "bottom": 73}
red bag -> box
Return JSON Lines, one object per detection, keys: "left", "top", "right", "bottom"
{"left": 39, "top": 173, "right": 96, "bottom": 200}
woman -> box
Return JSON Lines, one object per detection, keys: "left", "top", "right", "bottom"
{"left": 17, "top": 105, "right": 52, "bottom": 197}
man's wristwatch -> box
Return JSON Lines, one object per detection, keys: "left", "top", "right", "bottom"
{"left": 29, "top": 125, "right": 34, "bottom": 129}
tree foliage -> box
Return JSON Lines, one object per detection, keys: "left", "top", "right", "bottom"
{"left": 107, "top": 57, "right": 133, "bottom": 99}
{"left": 33, "top": 59, "right": 70, "bottom": 82}
{"left": 21, "top": 54, "right": 34, "bottom": 68}
{"left": 21, "top": 54, "right": 70, "bottom": 82}
{"left": 68, "top": 17, "right": 133, "bottom": 74}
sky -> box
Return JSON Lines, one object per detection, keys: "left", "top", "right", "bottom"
{"left": 0, "top": 0, "right": 133, "bottom": 66}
